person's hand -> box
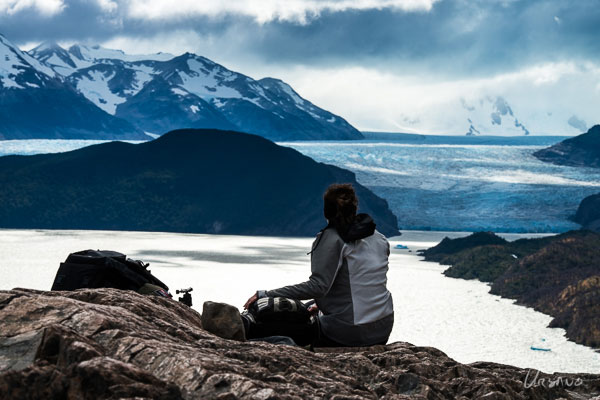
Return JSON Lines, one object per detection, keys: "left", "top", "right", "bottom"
{"left": 244, "top": 293, "right": 258, "bottom": 309}
{"left": 308, "top": 304, "right": 319, "bottom": 315}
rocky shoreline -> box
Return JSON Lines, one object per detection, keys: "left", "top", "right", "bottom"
{"left": 420, "top": 230, "right": 600, "bottom": 348}
{"left": 2, "top": 288, "right": 599, "bottom": 399}
{"left": 533, "top": 125, "right": 600, "bottom": 168}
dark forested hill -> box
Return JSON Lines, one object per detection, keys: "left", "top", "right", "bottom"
{"left": 0, "top": 129, "right": 398, "bottom": 236}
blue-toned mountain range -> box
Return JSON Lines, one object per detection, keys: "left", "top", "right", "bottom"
{"left": 0, "top": 35, "right": 146, "bottom": 140}
{"left": 0, "top": 33, "right": 361, "bottom": 141}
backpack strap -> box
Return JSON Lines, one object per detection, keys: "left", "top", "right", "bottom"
{"left": 307, "top": 224, "right": 331, "bottom": 255}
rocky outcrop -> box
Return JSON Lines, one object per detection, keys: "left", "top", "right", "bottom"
{"left": 0, "top": 129, "right": 398, "bottom": 237}
{"left": 574, "top": 193, "right": 600, "bottom": 232}
{"left": 2, "top": 288, "right": 599, "bottom": 399}
{"left": 421, "top": 230, "right": 600, "bottom": 347}
{"left": 550, "top": 276, "right": 600, "bottom": 346}
{"left": 533, "top": 125, "right": 600, "bottom": 167}
{"left": 418, "top": 232, "right": 507, "bottom": 264}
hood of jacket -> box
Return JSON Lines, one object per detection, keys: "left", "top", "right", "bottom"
{"left": 339, "top": 213, "right": 376, "bottom": 242}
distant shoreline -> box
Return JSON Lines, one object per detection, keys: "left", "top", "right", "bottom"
{"left": 0, "top": 134, "right": 569, "bottom": 159}
{"left": 0, "top": 227, "right": 558, "bottom": 241}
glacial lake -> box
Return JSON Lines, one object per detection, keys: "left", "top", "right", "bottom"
{"left": 1, "top": 228, "right": 599, "bottom": 374}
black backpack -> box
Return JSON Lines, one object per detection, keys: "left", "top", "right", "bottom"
{"left": 51, "top": 250, "right": 170, "bottom": 294}
{"left": 243, "top": 297, "right": 315, "bottom": 346}
{"left": 248, "top": 297, "right": 311, "bottom": 324}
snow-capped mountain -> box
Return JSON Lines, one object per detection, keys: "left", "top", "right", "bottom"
{"left": 27, "top": 40, "right": 362, "bottom": 140}
{"left": 0, "top": 35, "right": 56, "bottom": 88}
{"left": 0, "top": 34, "right": 145, "bottom": 140}
{"left": 392, "top": 91, "right": 595, "bottom": 137}
{"left": 26, "top": 42, "right": 80, "bottom": 77}
{"left": 461, "top": 96, "right": 530, "bottom": 136}
{"left": 29, "top": 42, "right": 174, "bottom": 76}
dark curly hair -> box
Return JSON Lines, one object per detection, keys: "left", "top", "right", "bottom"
{"left": 323, "top": 183, "right": 358, "bottom": 234}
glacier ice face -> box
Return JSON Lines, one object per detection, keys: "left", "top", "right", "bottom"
{"left": 281, "top": 138, "right": 600, "bottom": 232}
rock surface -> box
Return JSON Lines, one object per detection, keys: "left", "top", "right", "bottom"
{"left": 421, "top": 230, "right": 600, "bottom": 347}
{"left": 533, "top": 125, "right": 600, "bottom": 168}
{"left": 1, "top": 288, "right": 599, "bottom": 399}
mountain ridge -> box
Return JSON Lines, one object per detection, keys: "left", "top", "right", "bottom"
{"left": 21, "top": 36, "right": 362, "bottom": 141}
{"left": 0, "top": 34, "right": 147, "bottom": 140}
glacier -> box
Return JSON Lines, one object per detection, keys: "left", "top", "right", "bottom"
{"left": 280, "top": 135, "right": 600, "bottom": 233}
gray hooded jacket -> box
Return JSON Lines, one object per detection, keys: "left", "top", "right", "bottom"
{"left": 262, "top": 215, "right": 394, "bottom": 346}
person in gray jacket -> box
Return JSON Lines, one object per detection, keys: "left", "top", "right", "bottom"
{"left": 244, "top": 183, "right": 394, "bottom": 347}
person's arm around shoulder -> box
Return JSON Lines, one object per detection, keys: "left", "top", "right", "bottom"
{"left": 244, "top": 229, "right": 345, "bottom": 307}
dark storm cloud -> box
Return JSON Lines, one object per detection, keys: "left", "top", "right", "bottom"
{"left": 0, "top": 1, "right": 231, "bottom": 44}
{"left": 2, "top": 0, "right": 599, "bottom": 77}
{"left": 238, "top": 0, "right": 600, "bottom": 76}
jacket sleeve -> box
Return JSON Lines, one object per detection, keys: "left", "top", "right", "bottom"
{"left": 265, "top": 229, "right": 344, "bottom": 300}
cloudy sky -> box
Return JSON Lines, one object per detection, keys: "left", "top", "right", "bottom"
{"left": 2, "top": 0, "right": 599, "bottom": 134}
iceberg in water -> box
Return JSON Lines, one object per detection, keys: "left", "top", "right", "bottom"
{"left": 530, "top": 338, "right": 551, "bottom": 352}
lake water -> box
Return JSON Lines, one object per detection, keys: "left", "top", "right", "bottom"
{"left": 1, "top": 228, "right": 598, "bottom": 374}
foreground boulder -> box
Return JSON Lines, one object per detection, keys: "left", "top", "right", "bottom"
{"left": 1, "top": 288, "right": 599, "bottom": 399}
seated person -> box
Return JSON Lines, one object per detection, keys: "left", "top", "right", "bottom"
{"left": 244, "top": 183, "right": 394, "bottom": 347}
